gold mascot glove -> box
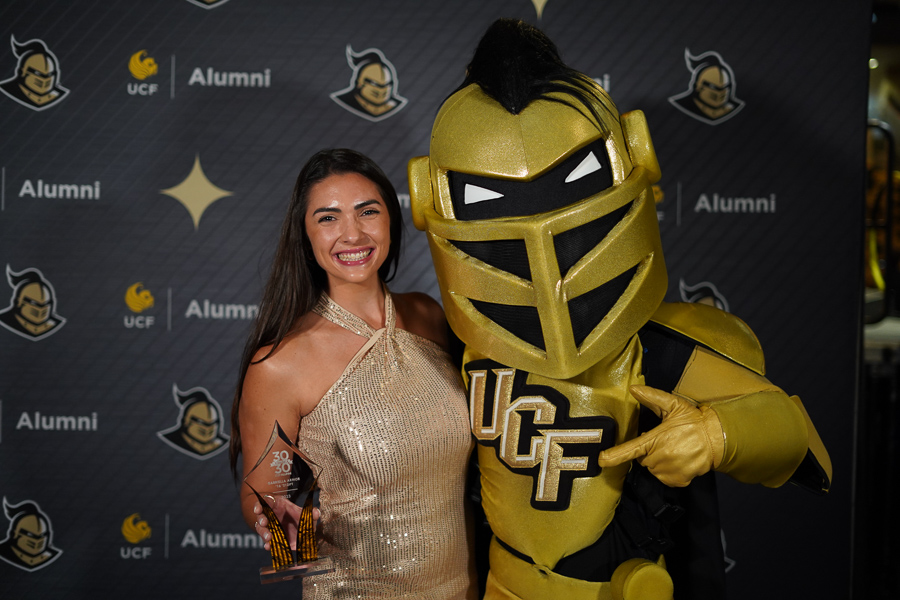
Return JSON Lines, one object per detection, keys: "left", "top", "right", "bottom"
{"left": 597, "top": 385, "right": 724, "bottom": 487}
{"left": 711, "top": 391, "right": 809, "bottom": 487}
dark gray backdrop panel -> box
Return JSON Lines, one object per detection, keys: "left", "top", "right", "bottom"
{"left": 0, "top": 1, "right": 865, "bottom": 598}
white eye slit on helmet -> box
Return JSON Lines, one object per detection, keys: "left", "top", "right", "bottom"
{"left": 446, "top": 138, "right": 613, "bottom": 221}
{"left": 446, "top": 137, "right": 628, "bottom": 276}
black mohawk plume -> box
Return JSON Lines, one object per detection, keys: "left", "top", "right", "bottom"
{"left": 455, "top": 18, "right": 616, "bottom": 126}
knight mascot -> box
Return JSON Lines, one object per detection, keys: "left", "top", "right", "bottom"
{"left": 408, "top": 19, "right": 832, "bottom": 600}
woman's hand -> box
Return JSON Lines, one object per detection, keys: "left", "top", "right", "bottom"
{"left": 252, "top": 497, "right": 319, "bottom": 551}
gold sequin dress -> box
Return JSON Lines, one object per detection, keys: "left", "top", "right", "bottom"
{"left": 297, "top": 291, "right": 476, "bottom": 599}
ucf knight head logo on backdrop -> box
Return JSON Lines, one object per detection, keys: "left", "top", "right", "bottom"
{"left": 0, "top": 36, "right": 69, "bottom": 111}
{"left": 0, "top": 265, "right": 66, "bottom": 341}
{"left": 157, "top": 384, "right": 230, "bottom": 459}
{"left": 668, "top": 49, "right": 744, "bottom": 125}
{"left": 330, "top": 45, "right": 407, "bottom": 122}
{"left": 0, "top": 497, "right": 62, "bottom": 572}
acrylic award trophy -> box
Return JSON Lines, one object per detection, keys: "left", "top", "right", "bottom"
{"left": 243, "top": 422, "right": 333, "bottom": 584}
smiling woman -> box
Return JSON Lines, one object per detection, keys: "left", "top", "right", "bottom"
{"left": 304, "top": 172, "right": 392, "bottom": 289}
{"left": 229, "top": 149, "right": 477, "bottom": 599}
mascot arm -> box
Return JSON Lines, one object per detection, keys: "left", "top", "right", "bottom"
{"left": 599, "top": 303, "right": 832, "bottom": 493}
{"left": 674, "top": 347, "right": 811, "bottom": 488}
{"left": 674, "top": 332, "right": 832, "bottom": 493}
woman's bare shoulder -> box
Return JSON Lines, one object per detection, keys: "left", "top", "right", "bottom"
{"left": 392, "top": 291, "right": 449, "bottom": 349}
{"left": 243, "top": 313, "right": 337, "bottom": 414}
{"left": 249, "top": 314, "right": 320, "bottom": 373}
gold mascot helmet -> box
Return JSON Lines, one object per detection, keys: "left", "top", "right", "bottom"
{"left": 410, "top": 19, "right": 667, "bottom": 379}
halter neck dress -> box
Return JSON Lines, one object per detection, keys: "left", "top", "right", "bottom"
{"left": 297, "top": 291, "right": 476, "bottom": 599}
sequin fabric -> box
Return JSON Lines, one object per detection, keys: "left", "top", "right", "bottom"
{"left": 298, "top": 291, "right": 476, "bottom": 599}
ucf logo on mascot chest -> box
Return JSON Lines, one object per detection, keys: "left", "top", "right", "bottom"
{"left": 465, "top": 358, "right": 618, "bottom": 511}
{"left": 409, "top": 19, "right": 831, "bottom": 600}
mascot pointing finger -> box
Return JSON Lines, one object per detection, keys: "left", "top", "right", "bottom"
{"left": 409, "top": 18, "right": 832, "bottom": 600}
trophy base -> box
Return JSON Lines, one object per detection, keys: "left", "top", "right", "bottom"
{"left": 259, "top": 555, "right": 334, "bottom": 584}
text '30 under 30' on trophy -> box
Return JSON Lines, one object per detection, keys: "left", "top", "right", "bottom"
{"left": 243, "top": 422, "right": 333, "bottom": 584}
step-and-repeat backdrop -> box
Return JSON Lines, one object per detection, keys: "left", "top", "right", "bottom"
{"left": 0, "top": 1, "right": 867, "bottom": 598}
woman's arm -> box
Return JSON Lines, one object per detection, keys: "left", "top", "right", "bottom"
{"left": 237, "top": 314, "right": 365, "bottom": 540}
{"left": 238, "top": 345, "right": 306, "bottom": 530}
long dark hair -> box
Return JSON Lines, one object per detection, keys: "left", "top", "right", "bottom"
{"left": 229, "top": 148, "right": 402, "bottom": 475}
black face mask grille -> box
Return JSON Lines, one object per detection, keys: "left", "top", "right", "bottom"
{"left": 450, "top": 201, "right": 632, "bottom": 285}
{"left": 554, "top": 202, "right": 633, "bottom": 277}
{"left": 452, "top": 202, "right": 638, "bottom": 353}
{"left": 450, "top": 239, "right": 532, "bottom": 281}
{"left": 470, "top": 299, "right": 545, "bottom": 350}
{"left": 568, "top": 265, "right": 638, "bottom": 348}
{"left": 467, "top": 264, "right": 637, "bottom": 353}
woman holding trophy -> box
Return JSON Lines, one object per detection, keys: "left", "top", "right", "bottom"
{"left": 229, "top": 149, "right": 477, "bottom": 599}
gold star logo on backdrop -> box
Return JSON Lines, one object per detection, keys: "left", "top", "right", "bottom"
{"left": 160, "top": 155, "right": 233, "bottom": 230}
{"left": 531, "top": 0, "right": 549, "bottom": 19}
